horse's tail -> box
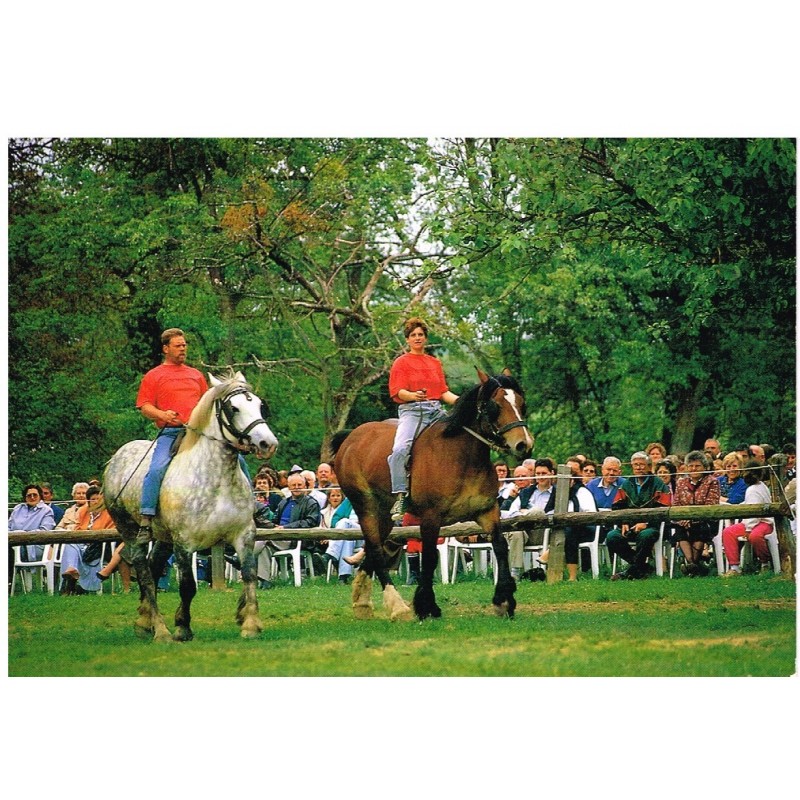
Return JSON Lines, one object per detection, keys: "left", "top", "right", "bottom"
{"left": 329, "top": 429, "right": 353, "bottom": 459}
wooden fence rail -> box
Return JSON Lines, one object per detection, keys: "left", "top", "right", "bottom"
{"left": 7, "top": 501, "right": 790, "bottom": 546}
{"left": 11, "top": 501, "right": 795, "bottom": 586}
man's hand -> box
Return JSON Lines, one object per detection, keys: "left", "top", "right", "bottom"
{"left": 161, "top": 409, "right": 182, "bottom": 426}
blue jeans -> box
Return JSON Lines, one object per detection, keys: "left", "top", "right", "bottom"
{"left": 140, "top": 427, "right": 251, "bottom": 516}
{"left": 326, "top": 520, "right": 363, "bottom": 577}
{"left": 387, "top": 401, "right": 445, "bottom": 493}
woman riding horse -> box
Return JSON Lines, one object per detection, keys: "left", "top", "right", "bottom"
{"left": 333, "top": 365, "right": 533, "bottom": 622}
{"left": 387, "top": 317, "right": 460, "bottom": 520}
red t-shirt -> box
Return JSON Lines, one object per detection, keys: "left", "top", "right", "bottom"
{"left": 388, "top": 353, "right": 449, "bottom": 403}
{"left": 136, "top": 363, "right": 209, "bottom": 427}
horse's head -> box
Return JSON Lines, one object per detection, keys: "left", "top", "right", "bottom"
{"left": 209, "top": 372, "right": 279, "bottom": 459}
{"left": 474, "top": 368, "right": 534, "bottom": 459}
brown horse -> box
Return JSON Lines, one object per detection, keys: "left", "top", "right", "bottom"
{"left": 331, "top": 368, "right": 533, "bottom": 621}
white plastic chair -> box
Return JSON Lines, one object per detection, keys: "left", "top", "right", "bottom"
{"left": 271, "top": 540, "right": 315, "bottom": 586}
{"left": 523, "top": 527, "right": 550, "bottom": 575}
{"left": 11, "top": 543, "right": 60, "bottom": 595}
{"left": 450, "top": 539, "right": 496, "bottom": 582}
{"left": 578, "top": 525, "right": 606, "bottom": 579}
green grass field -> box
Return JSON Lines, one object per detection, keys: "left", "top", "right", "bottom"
{"left": 8, "top": 570, "right": 796, "bottom": 677}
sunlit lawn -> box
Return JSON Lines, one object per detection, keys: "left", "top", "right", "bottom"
{"left": 8, "top": 571, "right": 795, "bottom": 677}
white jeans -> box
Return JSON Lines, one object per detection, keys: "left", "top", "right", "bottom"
{"left": 387, "top": 401, "right": 445, "bottom": 493}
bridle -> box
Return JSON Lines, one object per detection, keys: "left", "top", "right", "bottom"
{"left": 214, "top": 385, "right": 270, "bottom": 452}
{"left": 464, "top": 377, "right": 530, "bottom": 454}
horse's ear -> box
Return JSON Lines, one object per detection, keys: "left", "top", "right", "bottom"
{"left": 502, "top": 367, "right": 513, "bottom": 378}
{"left": 476, "top": 367, "right": 490, "bottom": 384}
{"left": 208, "top": 373, "right": 222, "bottom": 387}
{"left": 234, "top": 371, "right": 247, "bottom": 383}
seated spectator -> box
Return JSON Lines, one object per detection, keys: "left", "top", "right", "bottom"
{"left": 646, "top": 442, "right": 668, "bottom": 465}
{"left": 720, "top": 460, "right": 775, "bottom": 576}
{"left": 781, "top": 442, "right": 796, "bottom": 481}
{"left": 501, "top": 459, "right": 552, "bottom": 580}
{"left": 56, "top": 482, "right": 89, "bottom": 530}
{"left": 718, "top": 452, "right": 746, "bottom": 504}
{"left": 495, "top": 461, "right": 511, "bottom": 499}
{"left": 8, "top": 483, "right": 56, "bottom": 590}
{"left": 276, "top": 469, "right": 292, "bottom": 498}
{"left": 8, "top": 483, "right": 56, "bottom": 563}
{"left": 320, "top": 487, "right": 362, "bottom": 584}
{"left": 499, "top": 464, "right": 536, "bottom": 518}
{"left": 748, "top": 444, "right": 766, "bottom": 464}
{"left": 40, "top": 483, "right": 65, "bottom": 525}
{"left": 316, "top": 462, "right": 335, "bottom": 494}
{"left": 254, "top": 472, "right": 322, "bottom": 584}
{"left": 606, "top": 452, "right": 672, "bottom": 580}
{"left": 252, "top": 472, "right": 277, "bottom": 527}
{"left": 540, "top": 461, "right": 599, "bottom": 581}
{"left": 654, "top": 459, "right": 677, "bottom": 494}
{"left": 655, "top": 459, "right": 680, "bottom": 546}
{"left": 302, "top": 468, "right": 328, "bottom": 510}
{"left": 580, "top": 459, "right": 597, "bottom": 485}
{"left": 704, "top": 438, "right": 722, "bottom": 462}
{"left": 95, "top": 542, "right": 133, "bottom": 592}
{"left": 60, "top": 486, "right": 117, "bottom": 595}
{"left": 673, "top": 450, "right": 721, "bottom": 576}
{"left": 586, "top": 456, "right": 623, "bottom": 510}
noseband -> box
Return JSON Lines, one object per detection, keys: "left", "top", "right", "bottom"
{"left": 215, "top": 386, "right": 269, "bottom": 451}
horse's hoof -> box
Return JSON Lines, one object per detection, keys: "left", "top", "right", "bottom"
{"left": 492, "top": 601, "right": 514, "bottom": 618}
{"left": 240, "top": 619, "right": 264, "bottom": 638}
{"left": 134, "top": 623, "right": 153, "bottom": 640}
{"left": 153, "top": 629, "right": 173, "bottom": 643}
{"left": 173, "top": 627, "right": 194, "bottom": 642}
{"left": 383, "top": 585, "right": 414, "bottom": 622}
{"left": 390, "top": 605, "right": 415, "bottom": 622}
{"left": 353, "top": 604, "right": 374, "bottom": 620}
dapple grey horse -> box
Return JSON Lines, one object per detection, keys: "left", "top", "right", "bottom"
{"left": 104, "top": 373, "right": 278, "bottom": 641}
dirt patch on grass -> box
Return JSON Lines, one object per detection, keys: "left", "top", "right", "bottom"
{"left": 515, "top": 597, "right": 796, "bottom": 615}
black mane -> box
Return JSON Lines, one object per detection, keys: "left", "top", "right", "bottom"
{"left": 442, "top": 373, "right": 523, "bottom": 438}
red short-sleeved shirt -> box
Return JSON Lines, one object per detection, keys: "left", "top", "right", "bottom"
{"left": 388, "top": 353, "right": 449, "bottom": 403}
{"left": 136, "top": 363, "right": 209, "bottom": 427}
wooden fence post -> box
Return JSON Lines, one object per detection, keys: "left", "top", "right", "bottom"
{"left": 210, "top": 544, "right": 226, "bottom": 590}
{"left": 546, "top": 464, "right": 571, "bottom": 583}
{"left": 768, "top": 455, "right": 796, "bottom": 577}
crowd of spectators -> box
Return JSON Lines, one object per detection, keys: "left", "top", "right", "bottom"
{"left": 9, "top": 439, "right": 795, "bottom": 594}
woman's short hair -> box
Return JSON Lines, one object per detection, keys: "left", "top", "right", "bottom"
{"left": 685, "top": 450, "right": 712, "bottom": 471}
{"left": 403, "top": 317, "right": 428, "bottom": 338}
{"left": 722, "top": 452, "right": 744, "bottom": 470}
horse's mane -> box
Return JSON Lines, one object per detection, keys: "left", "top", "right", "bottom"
{"left": 181, "top": 375, "right": 251, "bottom": 451}
{"left": 442, "top": 373, "right": 523, "bottom": 438}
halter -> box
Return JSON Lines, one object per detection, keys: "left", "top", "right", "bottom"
{"left": 214, "top": 386, "right": 270, "bottom": 451}
{"left": 465, "top": 377, "right": 530, "bottom": 455}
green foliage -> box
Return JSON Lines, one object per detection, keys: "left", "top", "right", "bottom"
{"left": 7, "top": 137, "right": 795, "bottom": 497}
